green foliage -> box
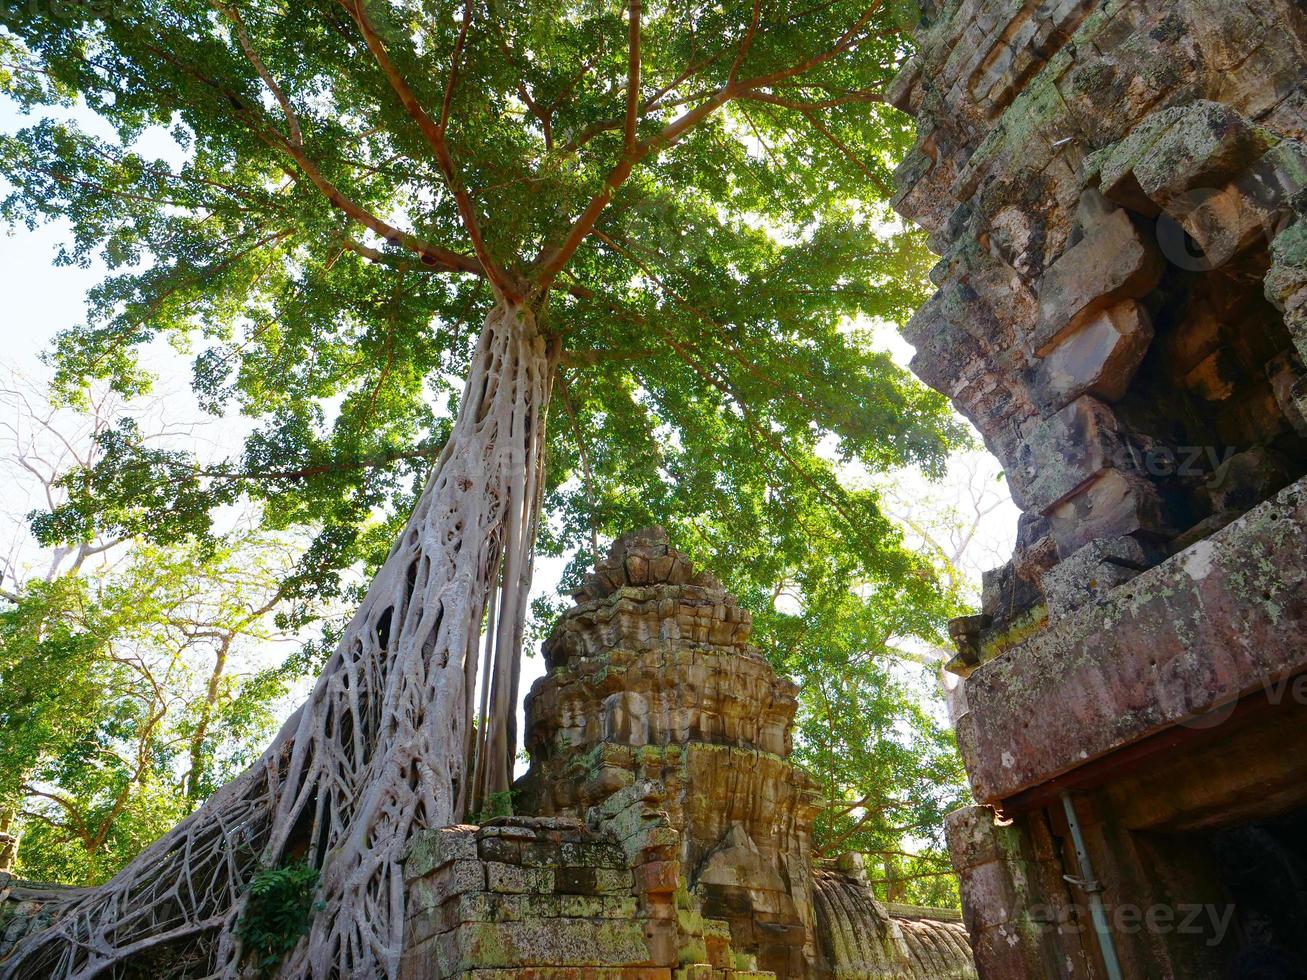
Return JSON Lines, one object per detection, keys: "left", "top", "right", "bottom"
{"left": 0, "top": 0, "right": 962, "bottom": 637}
{"left": 474, "top": 788, "right": 515, "bottom": 824}
{"left": 237, "top": 860, "right": 323, "bottom": 977}
{"left": 0, "top": 575, "right": 108, "bottom": 811}
{"left": 874, "top": 850, "right": 961, "bottom": 908}
{"left": 778, "top": 584, "right": 968, "bottom": 897}
{"left": 0, "top": 0, "right": 975, "bottom": 899}
{"left": 0, "top": 532, "right": 300, "bottom": 884}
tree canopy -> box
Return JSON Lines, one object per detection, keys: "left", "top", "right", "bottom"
{"left": 2, "top": 0, "right": 957, "bottom": 617}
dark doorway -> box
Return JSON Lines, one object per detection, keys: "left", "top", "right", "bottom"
{"left": 1207, "top": 808, "right": 1307, "bottom": 978}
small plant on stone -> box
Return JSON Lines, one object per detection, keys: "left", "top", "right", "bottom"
{"left": 237, "top": 860, "right": 323, "bottom": 978}
{"left": 475, "top": 789, "right": 515, "bottom": 823}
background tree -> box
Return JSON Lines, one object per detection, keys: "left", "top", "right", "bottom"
{"left": 0, "top": 0, "right": 965, "bottom": 974}
{"left": 0, "top": 376, "right": 305, "bottom": 886}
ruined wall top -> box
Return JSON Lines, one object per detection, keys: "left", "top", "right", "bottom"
{"left": 889, "top": 0, "right": 1307, "bottom": 672}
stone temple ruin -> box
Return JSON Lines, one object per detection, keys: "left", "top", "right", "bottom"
{"left": 888, "top": 0, "right": 1307, "bottom": 975}
{"left": 397, "top": 527, "right": 975, "bottom": 978}
{"left": 5, "top": 1, "right": 1306, "bottom": 977}
{"left": 0, "top": 533, "right": 977, "bottom": 979}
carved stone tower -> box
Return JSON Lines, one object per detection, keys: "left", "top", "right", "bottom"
{"left": 397, "top": 528, "right": 976, "bottom": 978}
{"left": 516, "top": 526, "right": 821, "bottom": 975}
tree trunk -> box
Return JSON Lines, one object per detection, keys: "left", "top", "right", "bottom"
{"left": 0, "top": 808, "right": 17, "bottom": 873}
{"left": 184, "top": 633, "right": 233, "bottom": 804}
{"left": 0, "top": 301, "right": 555, "bottom": 979}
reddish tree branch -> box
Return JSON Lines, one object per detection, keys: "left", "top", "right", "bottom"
{"left": 340, "top": 0, "right": 525, "bottom": 300}
{"left": 531, "top": 84, "right": 736, "bottom": 293}
{"left": 625, "top": 0, "right": 641, "bottom": 151}
{"left": 729, "top": 0, "right": 762, "bottom": 82}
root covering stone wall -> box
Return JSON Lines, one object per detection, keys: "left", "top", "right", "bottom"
{"left": 399, "top": 529, "right": 975, "bottom": 979}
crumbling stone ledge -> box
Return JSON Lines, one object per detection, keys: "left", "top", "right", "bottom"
{"left": 956, "top": 474, "right": 1307, "bottom": 804}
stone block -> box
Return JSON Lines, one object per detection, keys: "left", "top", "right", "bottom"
{"left": 405, "top": 826, "right": 478, "bottom": 879}
{"left": 408, "top": 860, "right": 487, "bottom": 915}
{"left": 553, "top": 866, "right": 600, "bottom": 895}
{"left": 1181, "top": 346, "right": 1241, "bottom": 402}
{"left": 956, "top": 861, "right": 1018, "bottom": 934}
{"left": 1131, "top": 101, "right": 1275, "bottom": 205}
{"left": 1180, "top": 0, "right": 1269, "bottom": 72}
{"left": 520, "top": 840, "right": 627, "bottom": 870}
{"left": 1047, "top": 467, "right": 1172, "bottom": 557}
{"left": 636, "top": 860, "right": 680, "bottom": 895}
{"left": 557, "top": 895, "right": 639, "bottom": 919}
{"left": 477, "top": 836, "right": 523, "bottom": 864}
{"left": 948, "top": 615, "right": 992, "bottom": 669}
{"left": 1039, "top": 535, "right": 1155, "bottom": 619}
{"left": 944, "top": 806, "right": 1003, "bottom": 873}
{"left": 1266, "top": 221, "right": 1307, "bottom": 314}
{"left": 1154, "top": 140, "right": 1305, "bottom": 271}
{"left": 1206, "top": 446, "right": 1294, "bottom": 516}
{"left": 486, "top": 862, "right": 554, "bottom": 895}
{"left": 450, "top": 971, "right": 672, "bottom": 980}
{"left": 1012, "top": 512, "right": 1058, "bottom": 585}
{"left": 959, "top": 477, "right": 1307, "bottom": 804}
{"left": 1012, "top": 396, "right": 1131, "bottom": 512}
{"left": 1034, "top": 298, "right": 1154, "bottom": 410}
{"left": 968, "top": 924, "right": 1042, "bottom": 980}
{"left": 453, "top": 918, "right": 653, "bottom": 967}
{"left": 1096, "top": 105, "right": 1190, "bottom": 214}
{"left": 1266, "top": 351, "right": 1307, "bottom": 437}
{"left": 1031, "top": 208, "right": 1165, "bottom": 354}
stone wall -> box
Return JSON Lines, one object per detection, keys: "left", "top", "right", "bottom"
{"left": 400, "top": 529, "right": 976, "bottom": 979}
{"left": 893, "top": 0, "right": 1306, "bottom": 662}
{"left": 890, "top": 0, "right": 1307, "bottom": 976}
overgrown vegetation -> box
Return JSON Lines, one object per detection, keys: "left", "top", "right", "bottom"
{"left": 237, "top": 860, "right": 323, "bottom": 978}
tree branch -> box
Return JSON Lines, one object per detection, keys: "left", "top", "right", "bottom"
{"left": 531, "top": 84, "right": 736, "bottom": 293}
{"left": 729, "top": 0, "right": 762, "bottom": 82}
{"left": 797, "top": 107, "right": 890, "bottom": 195}
{"left": 139, "top": 37, "right": 482, "bottom": 278}
{"left": 213, "top": 1, "right": 302, "bottom": 145}
{"left": 736, "top": 1, "right": 886, "bottom": 90}
{"left": 340, "top": 0, "right": 524, "bottom": 300}
{"left": 625, "top": 0, "right": 641, "bottom": 152}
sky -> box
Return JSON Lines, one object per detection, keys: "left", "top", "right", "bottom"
{"left": 0, "top": 92, "right": 1022, "bottom": 766}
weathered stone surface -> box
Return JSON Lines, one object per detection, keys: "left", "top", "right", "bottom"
{"left": 811, "top": 866, "right": 974, "bottom": 979}
{"left": 1037, "top": 534, "right": 1154, "bottom": 620}
{"left": 892, "top": 0, "right": 1307, "bottom": 974}
{"left": 1030, "top": 207, "right": 1165, "bottom": 355}
{"left": 959, "top": 477, "right": 1307, "bottom": 804}
{"left": 0, "top": 877, "right": 86, "bottom": 961}
{"left": 1011, "top": 396, "right": 1135, "bottom": 513}
{"left": 520, "top": 530, "right": 823, "bottom": 977}
{"left": 895, "top": 0, "right": 1306, "bottom": 611}
{"left": 1128, "top": 101, "right": 1277, "bottom": 205}
{"left": 1045, "top": 467, "right": 1173, "bottom": 557}
{"left": 1167, "top": 140, "right": 1307, "bottom": 266}
{"left": 1033, "top": 300, "right": 1154, "bottom": 411}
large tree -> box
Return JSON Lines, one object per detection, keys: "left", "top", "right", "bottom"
{"left": 0, "top": 0, "right": 960, "bottom": 974}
